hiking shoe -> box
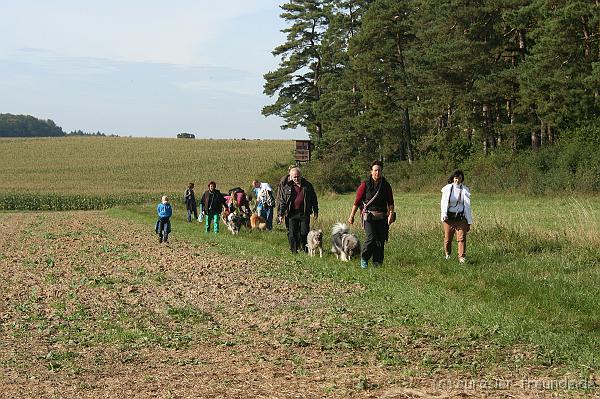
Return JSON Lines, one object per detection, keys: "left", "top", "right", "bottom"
{"left": 360, "top": 258, "right": 368, "bottom": 269}
{"left": 159, "top": 235, "right": 163, "bottom": 243}
{"left": 445, "top": 254, "right": 450, "bottom": 260}
{"left": 459, "top": 257, "right": 466, "bottom": 264}
{"left": 373, "top": 262, "right": 382, "bottom": 268}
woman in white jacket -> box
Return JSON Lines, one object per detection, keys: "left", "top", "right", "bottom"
{"left": 440, "top": 170, "right": 473, "bottom": 263}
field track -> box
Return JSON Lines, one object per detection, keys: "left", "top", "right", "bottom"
{"left": 0, "top": 211, "right": 587, "bottom": 398}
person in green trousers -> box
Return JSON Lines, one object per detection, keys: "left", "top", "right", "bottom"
{"left": 199, "top": 181, "right": 226, "bottom": 233}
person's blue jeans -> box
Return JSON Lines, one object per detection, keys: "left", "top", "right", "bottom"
{"left": 259, "top": 206, "right": 274, "bottom": 230}
{"left": 187, "top": 206, "right": 198, "bottom": 222}
{"left": 156, "top": 217, "right": 171, "bottom": 242}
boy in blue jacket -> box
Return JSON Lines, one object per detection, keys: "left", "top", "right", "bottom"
{"left": 156, "top": 195, "right": 173, "bottom": 243}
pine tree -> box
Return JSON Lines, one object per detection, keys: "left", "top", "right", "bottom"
{"left": 312, "top": 0, "right": 372, "bottom": 163}
{"left": 348, "top": 0, "right": 417, "bottom": 163}
{"left": 263, "top": 0, "right": 332, "bottom": 139}
{"left": 519, "top": 0, "right": 600, "bottom": 146}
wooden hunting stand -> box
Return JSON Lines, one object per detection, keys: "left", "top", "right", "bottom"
{"left": 294, "top": 140, "right": 312, "bottom": 166}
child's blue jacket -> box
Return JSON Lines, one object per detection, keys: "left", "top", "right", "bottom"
{"left": 157, "top": 203, "right": 173, "bottom": 218}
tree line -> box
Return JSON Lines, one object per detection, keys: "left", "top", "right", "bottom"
{"left": 0, "top": 114, "right": 114, "bottom": 137}
{"left": 263, "top": 0, "right": 600, "bottom": 170}
{"left": 0, "top": 114, "right": 65, "bottom": 137}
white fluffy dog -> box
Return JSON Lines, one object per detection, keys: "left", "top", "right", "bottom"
{"left": 331, "top": 223, "right": 360, "bottom": 261}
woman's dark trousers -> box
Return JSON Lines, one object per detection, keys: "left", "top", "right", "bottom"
{"left": 362, "top": 219, "right": 387, "bottom": 263}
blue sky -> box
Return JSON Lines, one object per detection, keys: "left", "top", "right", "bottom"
{"left": 0, "top": 1, "right": 305, "bottom": 139}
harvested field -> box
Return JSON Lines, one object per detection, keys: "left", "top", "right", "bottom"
{"left": 0, "top": 211, "right": 592, "bottom": 398}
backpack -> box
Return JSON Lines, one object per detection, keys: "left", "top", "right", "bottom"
{"left": 259, "top": 188, "right": 274, "bottom": 207}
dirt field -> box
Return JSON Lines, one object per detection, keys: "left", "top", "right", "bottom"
{"left": 0, "top": 212, "right": 590, "bottom": 398}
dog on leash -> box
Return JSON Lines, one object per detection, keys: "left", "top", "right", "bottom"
{"left": 226, "top": 213, "right": 243, "bottom": 235}
{"left": 250, "top": 213, "right": 267, "bottom": 231}
{"left": 331, "top": 223, "right": 360, "bottom": 261}
{"left": 307, "top": 229, "right": 323, "bottom": 257}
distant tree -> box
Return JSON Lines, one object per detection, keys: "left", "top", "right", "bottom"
{"left": 67, "top": 130, "right": 110, "bottom": 137}
{"left": 0, "top": 114, "right": 65, "bottom": 137}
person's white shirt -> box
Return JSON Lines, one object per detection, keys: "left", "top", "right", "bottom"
{"left": 440, "top": 183, "right": 473, "bottom": 224}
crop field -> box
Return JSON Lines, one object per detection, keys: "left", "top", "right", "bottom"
{"left": 1, "top": 137, "right": 600, "bottom": 397}
{"left": 0, "top": 137, "right": 294, "bottom": 209}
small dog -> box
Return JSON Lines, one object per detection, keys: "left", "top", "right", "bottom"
{"left": 250, "top": 213, "right": 267, "bottom": 231}
{"left": 331, "top": 223, "right": 360, "bottom": 261}
{"left": 221, "top": 209, "right": 230, "bottom": 224}
{"left": 226, "top": 213, "right": 243, "bottom": 235}
{"left": 307, "top": 229, "right": 323, "bottom": 257}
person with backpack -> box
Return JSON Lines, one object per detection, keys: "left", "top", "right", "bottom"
{"left": 275, "top": 165, "right": 295, "bottom": 230}
{"left": 184, "top": 182, "right": 198, "bottom": 222}
{"left": 227, "top": 186, "right": 251, "bottom": 222}
{"left": 347, "top": 160, "right": 395, "bottom": 269}
{"left": 251, "top": 180, "right": 275, "bottom": 230}
{"left": 440, "top": 170, "right": 473, "bottom": 263}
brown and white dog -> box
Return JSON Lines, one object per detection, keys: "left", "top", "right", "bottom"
{"left": 250, "top": 213, "right": 267, "bottom": 231}
{"left": 306, "top": 229, "right": 323, "bottom": 257}
{"left": 331, "top": 223, "right": 360, "bottom": 261}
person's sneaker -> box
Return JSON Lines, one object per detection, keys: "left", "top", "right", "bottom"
{"left": 445, "top": 254, "right": 450, "bottom": 260}
{"left": 373, "top": 262, "right": 382, "bottom": 268}
{"left": 159, "top": 235, "right": 163, "bottom": 243}
{"left": 459, "top": 257, "right": 466, "bottom": 264}
{"left": 360, "top": 258, "right": 368, "bottom": 269}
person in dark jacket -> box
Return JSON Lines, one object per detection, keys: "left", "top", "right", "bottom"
{"left": 200, "top": 181, "right": 226, "bottom": 233}
{"left": 275, "top": 165, "right": 295, "bottom": 230}
{"left": 184, "top": 182, "right": 198, "bottom": 222}
{"left": 347, "top": 160, "right": 395, "bottom": 269}
{"left": 277, "top": 167, "right": 319, "bottom": 253}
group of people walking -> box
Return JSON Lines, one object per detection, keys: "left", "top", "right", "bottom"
{"left": 156, "top": 162, "right": 473, "bottom": 267}
{"left": 182, "top": 181, "right": 273, "bottom": 233}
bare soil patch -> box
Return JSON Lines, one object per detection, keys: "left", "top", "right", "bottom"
{"left": 0, "top": 212, "right": 589, "bottom": 398}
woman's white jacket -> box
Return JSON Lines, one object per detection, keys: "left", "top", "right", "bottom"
{"left": 440, "top": 184, "right": 473, "bottom": 224}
